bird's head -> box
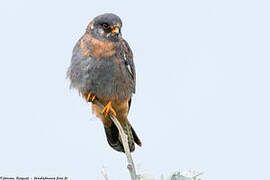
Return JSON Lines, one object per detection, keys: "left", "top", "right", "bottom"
{"left": 87, "top": 13, "right": 122, "bottom": 42}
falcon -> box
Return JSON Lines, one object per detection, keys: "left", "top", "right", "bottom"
{"left": 67, "top": 13, "right": 141, "bottom": 152}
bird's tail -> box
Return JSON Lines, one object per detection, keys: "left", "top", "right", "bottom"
{"left": 104, "top": 119, "right": 141, "bottom": 153}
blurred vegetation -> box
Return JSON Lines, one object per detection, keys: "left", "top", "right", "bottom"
{"left": 136, "top": 166, "right": 203, "bottom": 180}
{"left": 169, "top": 170, "right": 203, "bottom": 180}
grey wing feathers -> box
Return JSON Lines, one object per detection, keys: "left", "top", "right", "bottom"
{"left": 121, "top": 39, "right": 136, "bottom": 112}
{"left": 121, "top": 39, "right": 136, "bottom": 91}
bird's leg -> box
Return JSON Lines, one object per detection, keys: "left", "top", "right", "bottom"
{"left": 101, "top": 101, "right": 117, "bottom": 117}
{"left": 87, "top": 92, "right": 96, "bottom": 102}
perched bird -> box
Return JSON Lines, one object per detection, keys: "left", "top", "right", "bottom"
{"left": 67, "top": 13, "right": 141, "bottom": 152}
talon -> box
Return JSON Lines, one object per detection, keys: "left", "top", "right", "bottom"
{"left": 87, "top": 92, "right": 92, "bottom": 102}
{"left": 87, "top": 92, "right": 95, "bottom": 102}
{"left": 91, "top": 95, "right": 95, "bottom": 101}
{"left": 101, "top": 101, "right": 117, "bottom": 117}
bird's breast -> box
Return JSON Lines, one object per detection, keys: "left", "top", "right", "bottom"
{"left": 69, "top": 34, "right": 134, "bottom": 101}
{"left": 85, "top": 57, "right": 134, "bottom": 101}
{"left": 79, "top": 33, "right": 118, "bottom": 60}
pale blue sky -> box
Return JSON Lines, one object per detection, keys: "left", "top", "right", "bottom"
{"left": 0, "top": 0, "right": 269, "bottom": 179}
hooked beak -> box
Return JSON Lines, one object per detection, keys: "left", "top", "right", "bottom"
{"left": 111, "top": 26, "right": 120, "bottom": 36}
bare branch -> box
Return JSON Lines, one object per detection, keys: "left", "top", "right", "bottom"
{"left": 93, "top": 99, "right": 137, "bottom": 180}
{"left": 101, "top": 166, "right": 109, "bottom": 180}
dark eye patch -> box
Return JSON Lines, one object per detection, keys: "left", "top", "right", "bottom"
{"left": 101, "top": 23, "right": 111, "bottom": 32}
{"left": 102, "top": 23, "right": 109, "bottom": 29}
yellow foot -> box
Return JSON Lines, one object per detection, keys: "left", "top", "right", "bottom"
{"left": 87, "top": 92, "right": 96, "bottom": 102}
{"left": 101, "top": 101, "right": 117, "bottom": 117}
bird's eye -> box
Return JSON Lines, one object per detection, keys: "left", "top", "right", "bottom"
{"left": 102, "top": 23, "right": 110, "bottom": 30}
